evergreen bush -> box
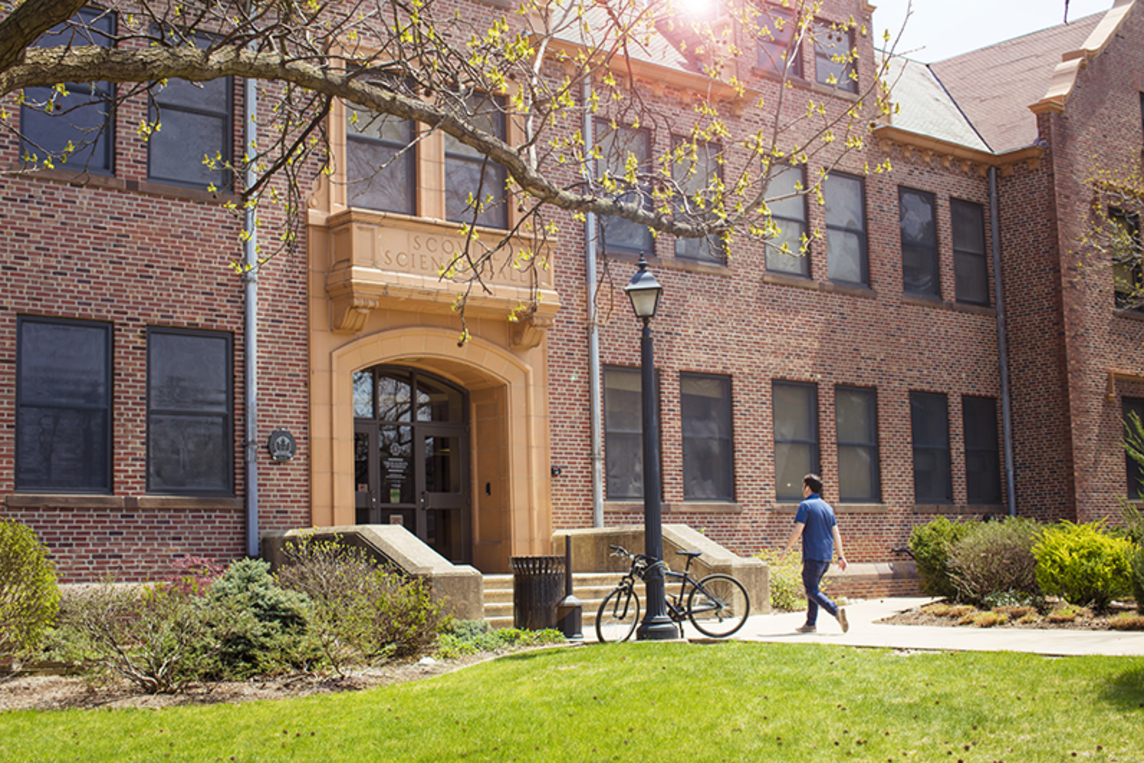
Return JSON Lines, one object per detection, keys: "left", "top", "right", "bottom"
{"left": 0, "top": 519, "right": 60, "bottom": 658}
{"left": 908, "top": 517, "right": 972, "bottom": 598}
{"left": 1033, "top": 521, "right": 1133, "bottom": 610}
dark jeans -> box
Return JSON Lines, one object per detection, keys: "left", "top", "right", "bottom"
{"left": 801, "top": 559, "right": 839, "bottom": 626}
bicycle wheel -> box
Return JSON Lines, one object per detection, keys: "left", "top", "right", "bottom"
{"left": 687, "top": 574, "right": 750, "bottom": 638}
{"left": 596, "top": 586, "right": 640, "bottom": 643}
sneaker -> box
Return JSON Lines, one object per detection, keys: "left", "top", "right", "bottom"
{"left": 795, "top": 624, "right": 816, "bottom": 633}
{"left": 837, "top": 608, "right": 849, "bottom": 633}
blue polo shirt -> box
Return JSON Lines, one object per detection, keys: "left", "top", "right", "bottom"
{"left": 794, "top": 493, "right": 837, "bottom": 562}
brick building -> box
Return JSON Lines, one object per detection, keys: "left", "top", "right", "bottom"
{"left": 2, "top": 0, "right": 1142, "bottom": 588}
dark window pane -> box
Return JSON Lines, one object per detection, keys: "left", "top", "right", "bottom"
{"left": 673, "top": 138, "right": 726, "bottom": 264}
{"left": 597, "top": 123, "right": 653, "bottom": 257}
{"left": 952, "top": 199, "right": 989, "bottom": 304}
{"left": 416, "top": 377, "right": 463, "bottom": 422}
{"left": 354, "top": 371, "right": 374, "bottom": 418}
{"left": 773, "top": 381, "right": 817, "bottom": 500}
{"left": 147, "top": 329, "right": 232, "bottom": 495}
{"left": 149, "top": 333, "right": 229, "bottom": 411}
{"left": 16, "top": 317, "right": 111, "bottom": 492}
{"left": 836, "top": 386, "right": 878, "bottom": 502}
{"left": 767, "top": 166, "right": 809, "bottom": 276}
{"left": 446, "top": 95, "right": 507, "bottom": 228}
{"left": 963, "top": 396, "right": 1001, "bottom": 504}
{"left": 377, "top": 373, "right": 413, "bottom": 422}
{"left": 681, "top": 374, "right": 733, "bottom": 500}
{"left": 1125, "top": 397, "right": 1144, "bottom": 499}
{"left": 899, "top": 188, "right": 938, "bottom": 297}
{"left": 347, "top": 111, "right": 416, "bottom": 214}
{"left": 381, "top": 425, "right": 414, "bottom": 504}
{"left": 758, "top": 9, "right": 802, "bottom": 77}
{"left": 825, "top": 173, "right": 866, "bottom": 284}
{"left": 17, "top": 407, "right": 109, "bottom": 491}
{"left": 814, "top": 23, "right": 856, "bottom": 92}
{"left": 605, "top": 367, "right": 643, "bottom": 500}
{"left": 149, "top": 109, "right": 228, "bottom": 188}
{"left": 148, "top": 413, "right": 229, "bottom": 492}
{"left": 21, "top": 8, "right": 115, "bottom": 173}
{"left": 911, "top": 392, "right": 951, "bottom": 503}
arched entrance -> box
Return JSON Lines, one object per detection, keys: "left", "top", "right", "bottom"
{"left": 353, "top": 365, "right": 471, "bottom": 564}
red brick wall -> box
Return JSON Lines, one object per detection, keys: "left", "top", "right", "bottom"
{"left": 0, "top": 59, "right": 311, "bottom": 582}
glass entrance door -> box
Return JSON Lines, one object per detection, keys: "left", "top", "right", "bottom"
{"left": 353, "top": 366, "right": 471, "bottom": 563}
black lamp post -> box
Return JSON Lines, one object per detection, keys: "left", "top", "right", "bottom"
{"left": 624, "top": 255, "right": 678, "bottom": 640}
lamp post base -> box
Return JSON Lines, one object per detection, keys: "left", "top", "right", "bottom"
{"left": 636, "top": 614, "right": 680, "bottom": 641}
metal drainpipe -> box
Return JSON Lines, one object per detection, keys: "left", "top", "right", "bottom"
{"left": 988, "top": 166, "right": 1017, "bottom": 517}
{"left": 244, "top": 75, "right": 260, "bottom": 556}
{"left": 582, "top": 81, "right": 604, "bottom": 527}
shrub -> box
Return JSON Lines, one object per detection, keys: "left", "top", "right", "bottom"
{"left": 1132, "top": 546, "right": 1144, "bottom": 615}
{"left": 1109, "top": 614, "right": 1144, "bottom": 631}
{"left": 165, "top": 555, "right": 225, "bottom": 595}
{"left": 0, "top": 519, "right": 60, "bottom": 658}
{"left": 972, "top": 611, "right": 1007, "bottom": 627}
{"left": 1046, "top": 605, "right": 1084, "bottom": 623}
{"left": 1033, "top": 521, "right": 1133, "bottom": 610}
{"left": 946, "top": 518, "right": 1041, "bottom": 605}
{"left": 202, "top": 558, "right": 311, "bottom": 679}
{"left": 756, "top": 551, "right": 824, "bottom": 612}
{"left": 60, "top": 581, "right": 220, "bottom": 693}
{"left": 276, "top": 536, "right": 450, "bottom": 675}
{"left": 908, "top": 517, "right": 973, "bottom": 598}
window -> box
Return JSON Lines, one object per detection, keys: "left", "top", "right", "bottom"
{"left": 814, "top": 21, "right": 856, "bottom": 93}
{"left": 1110, "top": 208, "right": 1142, "bottom": 310}
{"left": 766, "top": 165, "right": 809, "bottom": 277}
{"left": 1125, "top": 397, "right": 1144, "bottom": 500}
{"left": 596, "top": 121, "right": 653, "bottom": 257}
{"left": 899, "top": 187, "right": 939, "bottom": 297}
{"left": 824, "top": 172, "right": 867, "bottom": 285}
{"left": 147, "top": 328, "right": 233, "bottom": 495}
{"left": 672, "top": 138, "right": 726, "bottom": 265}
{"left": 681, "top": 374, "right": 734, "bottom": 501}
{"left": 21, "top": 8, "right": 115, "bottom": 173}
{"left": 773, "top": 381, "right": 818, "bottom": 501}
{"left": 148, "top": 32, "right": 233, "bottom": 190}
{"left": 952, "top": 199, "right": 989, "bottom": 305}
{"left": 835, "top": 386, "right": 878, "bottom": 502}
{"left": 346, "top": 106, "right": 417, "bottom": 215}
{"left": 16, "top": 317, "right": 113, "bottom": 492}
{"left": 604, "top": 367, "right": 658, "bottom": 500}
{"left": 757, "top": 7, "right": 802, "bottom": 78}
{"left": 445, "top": 94, "right": 507, "bottom": 229}
{"left": 910, "top": 391, "right": 951, "bottom": 503}
{"left": 963, "top": 396, "right": 1001, "bottom": 504}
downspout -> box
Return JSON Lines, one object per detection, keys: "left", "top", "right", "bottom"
{"left": 243, "top": 74, "right": 260, "bottom": 556}
{"left": 988, "top": 166, "right": 1017, "bottom": 517}
{"left": 583, "top": 80, "right": 604, "bottom": 527}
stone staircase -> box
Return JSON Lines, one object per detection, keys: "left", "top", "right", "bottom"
{"left": 483, "top": 573, "right": 646, "bottom": 630}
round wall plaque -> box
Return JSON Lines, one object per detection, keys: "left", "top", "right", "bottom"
{"left": 267, "top": 429, "right": 297, "bottom": 462}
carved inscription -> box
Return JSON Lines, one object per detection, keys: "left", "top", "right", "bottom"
{"left": 371, "top": 228, "right": 548, "bottom": 289}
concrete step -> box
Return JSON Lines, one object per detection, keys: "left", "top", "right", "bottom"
{"left": 482, "top": 572, "right": 646, "bottom": 630}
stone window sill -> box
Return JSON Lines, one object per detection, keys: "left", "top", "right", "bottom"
{"left": 749, "top": 68, "right": 860, "bottom": 101}
{"left": 901, "top": 293, "right": 996, "bottom": 316}
{"left": 763, "top": 273, "right": 877, "bottom": 299}
{"left": 4, "top": 164, "right": 239, "bottom": 205}
{"left": 606, "top": 251, "right": 733, "bottom": 278}
{"left": 912, "top": 503, "right": 1005, "bottom": 515}
{"left": 6, "top": 494, "right": 242, "bottom": 510}
{"left": 604, "top": 501, "right": 741, "bottom": 514}
{"left": 1113, "top": 308, "right": 1144, "bottom": 323}
{"left": 772, "top": 502, "right": 888, "bottom": 514}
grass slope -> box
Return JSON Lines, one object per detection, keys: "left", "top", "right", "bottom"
{"left": 2, "top": 642, "right": 1142, "bottom": 762}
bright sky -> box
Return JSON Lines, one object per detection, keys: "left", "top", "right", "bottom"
{"left": 871, "top": 0, "right": 1117, "bottom": 62}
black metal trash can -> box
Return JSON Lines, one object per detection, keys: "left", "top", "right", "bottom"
{"left": 511, "top": 555, "right": 566, "bottom": 630}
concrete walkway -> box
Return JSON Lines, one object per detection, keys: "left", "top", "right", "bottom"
{"left": 730, "top": 597, "right": 1144, "bottom": 656}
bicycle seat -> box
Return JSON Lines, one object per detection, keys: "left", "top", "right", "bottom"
{"left": 676, "top": 550, "right": 703, "bottom": 559}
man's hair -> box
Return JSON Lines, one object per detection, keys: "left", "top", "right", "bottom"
{"left": 803, "top": 474, "right": 823, "bottom": 494}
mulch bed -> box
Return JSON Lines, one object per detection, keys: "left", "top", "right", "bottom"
{"left": 879, "top": 600, "right": 1144, "bottom": 631}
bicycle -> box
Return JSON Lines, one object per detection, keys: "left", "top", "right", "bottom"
{"left": 595, "top": 545, "right": 750, "bottom": 642}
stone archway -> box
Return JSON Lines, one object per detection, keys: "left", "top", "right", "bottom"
{"left": 311, "top": 326, "right": 552, "bottom": 572}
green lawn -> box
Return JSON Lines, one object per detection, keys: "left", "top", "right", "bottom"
{"left": 2, "top": 642, "right": 1142, "bottom": 762}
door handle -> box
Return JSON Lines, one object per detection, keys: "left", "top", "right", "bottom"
{"left": 420, "top": 491, "right": 429, "bottom": 509}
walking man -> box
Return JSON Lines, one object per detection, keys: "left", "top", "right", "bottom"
{"left": 780, "top": 473, "right": 849, "bottom": 633}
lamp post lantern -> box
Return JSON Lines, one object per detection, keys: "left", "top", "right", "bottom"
{"left": 624, "top": 255, "right": 677, "bottom": 640}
